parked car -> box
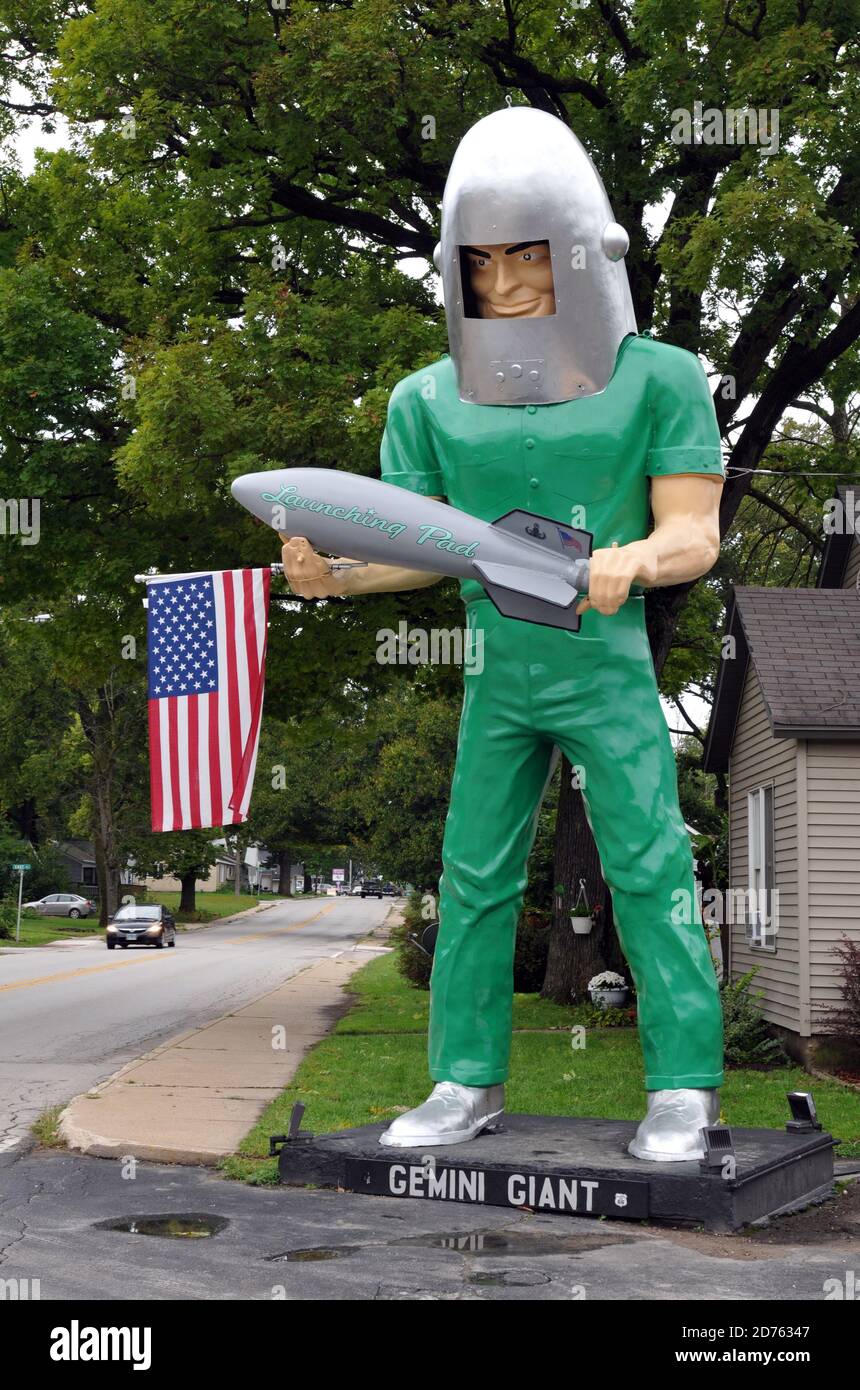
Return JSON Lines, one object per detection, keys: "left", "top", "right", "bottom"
{"left": 382, "top": 884, "right": 398, "bottom": 896}
{"left": 107, "top": 903, "right": 176, "bottom": 950}
{"left": 359, "top": 881, "right": 384, "bottom": 899}
{"left": 23, "top": 893, "right": 95, "bottom": 920}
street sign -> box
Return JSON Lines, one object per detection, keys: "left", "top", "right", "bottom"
{"left": 332, "top": 868, "right": 345, "bottom": 882}
{"left": 12, "top": 863, "right": 29, "bottom": 943}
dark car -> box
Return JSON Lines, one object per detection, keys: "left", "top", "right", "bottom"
{"left": 359, "top": 881, "right": 384, "bottom": 899}
{"left": 107, "top": 903, "right": 176, "bottom": 950}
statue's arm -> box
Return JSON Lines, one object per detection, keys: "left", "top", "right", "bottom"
{"left": 580, "top": 473, "right": 723, "bottom": 617}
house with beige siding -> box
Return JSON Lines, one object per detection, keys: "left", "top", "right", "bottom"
{"left": 703, "top": 489, "right": 860, "bottom": 1060}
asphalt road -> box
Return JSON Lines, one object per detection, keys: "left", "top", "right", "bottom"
{"left": 1, "top": 1148, "right": 858, "bottom": 1305}
{"left": 0, "top": 896, "right": 392, "bottom": 1154}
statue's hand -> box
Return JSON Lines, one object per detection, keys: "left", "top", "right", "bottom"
{"left": 577, "top": 541, "right": 657, "bottom": 617}
{"left": 279, "top": 534, "right": 349, "bottom": 599}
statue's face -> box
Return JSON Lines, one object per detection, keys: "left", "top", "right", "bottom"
{"left": 465, "top": 240, "right": 556, "bottom": 318}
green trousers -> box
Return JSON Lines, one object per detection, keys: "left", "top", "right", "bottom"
{"left": 429, "top": 597, "right": 724, "bottom": 1092}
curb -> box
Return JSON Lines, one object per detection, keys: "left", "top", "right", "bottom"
{"left": 57, "top": 941, "right": 385, "bottom": 1166}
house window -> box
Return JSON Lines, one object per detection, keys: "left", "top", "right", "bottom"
{"left": 81, "top": 865, "right": 97, "bottom": 886}
{"left": 747, "top": 785, "right": 776, "bottom": 951}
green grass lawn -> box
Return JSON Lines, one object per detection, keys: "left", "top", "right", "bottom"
{"left": 225, "top": 951, "right": 860, "bottom": 1183}
{"left": 0, "top": 916, "right": 102, "bottom": 948}
{"left": 0, "top": 891, "right": 266, "bottom": 946}
{"left": 148, "top": 891, "right": 260, "bottom": 923}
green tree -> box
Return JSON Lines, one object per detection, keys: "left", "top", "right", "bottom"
{"left": 2, "top": 1, "right": 860, "bottom": 994}
{"left": 129, "top": 828, "right": 218, "bottom": 914}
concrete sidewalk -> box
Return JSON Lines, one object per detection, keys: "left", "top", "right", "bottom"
{"left": 58, "top": 936, "right": 392, "bottom": 1165}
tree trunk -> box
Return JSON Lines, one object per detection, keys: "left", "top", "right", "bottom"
{"left": 277, "top": 849, "right": 292, "bottom": 896}
{"left": 542, "top": 759, "right": 617, "bottom": 1003}
{"left": 234, "top": 840, "right": 243, "bottom": 895}
{"left": 77, "top": 687, "right": 123, "bottom": 928}
{"left": 92, "top": 768, "right": 121, "bottom": 926}
{"left": 540, "top": 583, "right": 696, "bottom": 1002}
{"left": 93, "top": 832, "right": 110, "bottom": 929}
{"left": 179, "top": 870, "right": 197, "bottom": 914}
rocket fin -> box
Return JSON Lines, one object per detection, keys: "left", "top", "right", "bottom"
{"left": 472, "top": 560, "right": 583, "bottom": 632}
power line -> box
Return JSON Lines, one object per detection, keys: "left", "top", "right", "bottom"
{"left": 726, "top": 466, "right": 860, "bottom": 479}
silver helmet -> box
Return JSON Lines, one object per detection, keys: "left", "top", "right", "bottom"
{"left": 434, "top": 106, "right": 637, "bottom": 406}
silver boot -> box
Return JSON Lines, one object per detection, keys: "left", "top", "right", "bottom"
{"left": 628, "top": 1088, "right": 720, "bottom": 1162}
{"left": 379, "top": 1082, "right": 505, "bottom": 1149}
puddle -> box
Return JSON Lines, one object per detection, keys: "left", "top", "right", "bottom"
{"left": 467, "top": 1269, "right": 552, "bottom": 1287}
{"left": 268, "top": 1244, "right": 362, "bottom": 1262}
{"left": 396, "top": 1228, "right": 637, "bottom": 1256}
{"left": 95, "top": 1213, "right": 229, "bottom": 1239}
{"left": 269, "top": 1225, "right": 638, "bottom": 1263}
{"left": 281, "top": 1246, "right": 359, "bottom": 1262}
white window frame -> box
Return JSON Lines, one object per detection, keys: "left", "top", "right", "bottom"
{"left": 747, "top": 784, "right": 776, "bottom": 952}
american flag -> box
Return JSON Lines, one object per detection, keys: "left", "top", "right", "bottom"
{"left": 556, "top": 526, "right": 585, "bottom": 553}
{"left": 146, "top": 569, "right": 271, "bottom": 831}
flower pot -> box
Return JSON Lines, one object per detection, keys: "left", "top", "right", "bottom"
{"left": 571, "top": 914, "right": 593, "bottom": 935}
{"left": 590, "top": 986, "right": 628, "bottom": 1009}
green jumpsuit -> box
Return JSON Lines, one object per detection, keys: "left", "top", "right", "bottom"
{"left": 380, "top": 333, "right": 725, "bottom": 1092}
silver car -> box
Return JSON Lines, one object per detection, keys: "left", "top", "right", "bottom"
{"left": 23, "top": 893, "right": 95, "bottom": 919}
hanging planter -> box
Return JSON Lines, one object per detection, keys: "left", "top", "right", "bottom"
{"left": 569, "top": 878, "right": 593, "bottom": 934}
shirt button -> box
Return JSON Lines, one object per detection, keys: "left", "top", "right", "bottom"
{"left": 527, "top": 405, "right": 537, "bottom": 415}
{"left": 529, "top": 477, "right": 540, "bottom": 490}
{"left": 525, "top": 437, "right": 535, "bottom": 449}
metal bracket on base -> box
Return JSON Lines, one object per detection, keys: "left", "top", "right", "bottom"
{"left": 268, "top": 1102, "right": 313, "bottom": 1156}
{"left": 785, "top": 1090, "right": 823, "bottom": 1134}
{"left": 699, "top": 1125, "right": 736, "bottom": 1172}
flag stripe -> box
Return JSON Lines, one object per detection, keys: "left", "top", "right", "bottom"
{"left": 168, "top": 697, "right": 182, "bottom": 832}
{"left": 208, "top": 690, "right": 222, "bottom": 827}
{"left": 148, "top": 701, "right": 163, "bottom": 833}
{"left": 198, "top": 694, "right": 211, "bottom": 829}
{"left": 188, "top": 697, "right": 201, "bottom": 830}
{"left": 231, "top": 570, "right": 271, "bottom": 816}
{"left": 159, "top": 695, "right": 173, "bottom": 832}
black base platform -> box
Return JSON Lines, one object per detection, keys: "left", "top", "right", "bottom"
{"left": 276, "top": 1114, "right": 836, "bottom": 1232}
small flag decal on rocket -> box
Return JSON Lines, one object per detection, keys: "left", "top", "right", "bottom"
{"left": 556, "top": 526, "right": 585, "bottom": 552}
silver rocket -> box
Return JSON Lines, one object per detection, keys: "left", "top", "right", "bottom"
{"left": 231, "top": 468, "right": 592, "bottom": 631}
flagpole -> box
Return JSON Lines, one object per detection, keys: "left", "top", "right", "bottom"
{"left": 134, "top": 561, "right": 367, "bottom": 584}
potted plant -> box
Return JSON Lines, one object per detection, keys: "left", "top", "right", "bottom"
{"left": 570, "top": 902, "right": 593, "bottom": 935}
{"left": 588, "top": 970, "right": 628, "bottom": 1008}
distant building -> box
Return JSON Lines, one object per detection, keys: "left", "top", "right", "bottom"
{"left": 56, "top": 841, "right": 137, "bottom": 898}
{"left": 142, "top": 842, "right": 302, "bottom": 895}
{"left": 704, "top": 487, "right": 860, "bottom": 1060}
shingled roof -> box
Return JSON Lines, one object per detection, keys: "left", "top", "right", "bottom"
{"left": 703, "top": 586, "right": 860, "bottom": 773}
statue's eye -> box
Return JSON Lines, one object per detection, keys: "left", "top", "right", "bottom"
{"left": 522, "top": 252, "right": 532, "bottom": 262}
{"left": 475, "top": 257, "right": 487, "bottom": 267}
